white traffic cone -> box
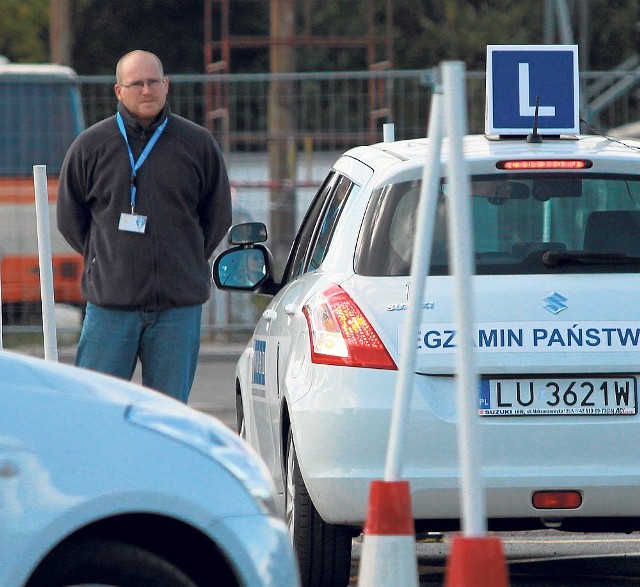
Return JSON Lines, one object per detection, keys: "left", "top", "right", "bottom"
{"left": 357, "top": 480, "right": 418, "bottom": 587}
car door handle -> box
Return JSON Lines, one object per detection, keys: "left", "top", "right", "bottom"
{"left": 263, "top": 309, "right": 277, "bottom": 322}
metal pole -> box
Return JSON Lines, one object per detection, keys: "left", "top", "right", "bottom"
{"left": 49, "top": 0, "right": 72, "bottom": 65}
{"left": 544, "top": 0, "right": 555, "bottom": 43}
{"left": 33, "top": 165, "right": 58, "bottom": 362}
{"left": 268, "top": 0, "right": 297, "bottom": 271}
{"left": 442, "top": 62, "right": 486, "bottom": 536}
{"left": 555, "top": 0, "right": 575, "bottom": 45}
{"left": 384, "top": 89, "right": 444, "bottom": 481}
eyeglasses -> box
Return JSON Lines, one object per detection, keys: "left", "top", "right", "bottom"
{"left": 119, "top": 77, "right": 166, "bottom": 90}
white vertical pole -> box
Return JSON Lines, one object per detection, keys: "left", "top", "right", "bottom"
{"left": 33, "top": 165, "right": 58, "bottom": 362}
{"left": 384, "top": 89, "right": 444, "bottom": 481}
{"left": 442, "top": 62, "right": 486, "bottom": 536}
{"left": 383, "top": 122, "right": 395, "bottom": 143}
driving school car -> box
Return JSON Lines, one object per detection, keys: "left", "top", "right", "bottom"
{"left": 214, "top": 131, "right": 640, "bottom": 587}
{"left": 0, "top": 350, "right": 299, "bottom": 587}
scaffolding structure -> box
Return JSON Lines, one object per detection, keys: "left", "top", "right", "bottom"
{"left": 203, "top": 0, "right": 394, "bottom": 150}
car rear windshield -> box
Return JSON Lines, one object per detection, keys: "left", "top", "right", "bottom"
{"left": 355, "top": 173, "right": 640, "bottom": 276}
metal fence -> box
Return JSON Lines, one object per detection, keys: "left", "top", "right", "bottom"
{"left": 79, "top": 68, "right": 640, "bottom": 144}
{"left": 78, "top": 70, "right": 640, "bottom": 230}
{"left": 4, "top": 68, "right": 640, "bottom": 342}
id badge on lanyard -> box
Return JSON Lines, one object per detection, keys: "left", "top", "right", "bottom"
{"left": 116, "top": 112, "right": 168, "bottom": 234}
{"left": 119, "top": 212, "right": 147, "bottom": 233}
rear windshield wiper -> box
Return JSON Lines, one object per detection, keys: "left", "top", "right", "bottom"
{"left": 542, "top": 250, "right": 640, "bottom": 267}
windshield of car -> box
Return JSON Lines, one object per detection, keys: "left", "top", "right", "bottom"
{"left": 355, "top": 173, "right": 640, "bottom": 276}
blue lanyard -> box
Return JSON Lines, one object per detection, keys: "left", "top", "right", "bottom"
{"left": 116, "top": 111, "right": 168, "bottom": 212}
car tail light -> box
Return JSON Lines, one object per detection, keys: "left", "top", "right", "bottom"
{"left": 302, "top": 284, "right": 397, "bottom": 370}
{"left": 496, "top": 159, "right": 592, "bottom": 170}
{"left": 532, "top": 490, "right": 582, "bottom": 509}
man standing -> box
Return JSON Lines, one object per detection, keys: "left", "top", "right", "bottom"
{"left": 57, "top": 50, "right": 231, "bottom": 402}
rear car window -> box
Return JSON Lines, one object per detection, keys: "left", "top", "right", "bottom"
{"left": 355, "top": 174, "right": 640, "bottom": 276}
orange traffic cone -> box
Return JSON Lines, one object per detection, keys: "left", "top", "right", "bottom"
{"left": 357, "top": 480, "right": 419, "bottom": 587}
{"left": 444, "top": 534, "right": 510, "bottom": 586}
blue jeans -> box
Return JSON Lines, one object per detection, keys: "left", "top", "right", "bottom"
{"left": 76, "top": 302, "right": 202, "bottom": 403}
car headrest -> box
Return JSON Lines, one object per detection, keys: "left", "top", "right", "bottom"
{"left": 583, "top": 210, "right": 640, "bottom": 256}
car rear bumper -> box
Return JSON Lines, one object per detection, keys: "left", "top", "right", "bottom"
{"left": 289, "top": 367, "right": 640, "bottom": 528}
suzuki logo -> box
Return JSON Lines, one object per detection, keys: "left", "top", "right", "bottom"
{"left": 543, "top": 292, "right": 568, "bottom": 314}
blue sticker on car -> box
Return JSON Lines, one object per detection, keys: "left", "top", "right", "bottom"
{"left": 479, "top": 379, "right": 491, "bottom": 410}
{"left": 252, "top": 338, "right": 266, "bottom": 385}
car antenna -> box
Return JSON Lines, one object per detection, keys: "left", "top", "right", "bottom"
{"left": 526, "top": 96, "right": 543, "bottom": 143}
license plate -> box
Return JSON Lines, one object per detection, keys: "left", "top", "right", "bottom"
{"left": 479, "top": 376, "right": 637, "bottom": 416}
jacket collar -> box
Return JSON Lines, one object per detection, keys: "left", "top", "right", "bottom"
{"left": 117, "top": 102, "right": 171, "bottom": 136}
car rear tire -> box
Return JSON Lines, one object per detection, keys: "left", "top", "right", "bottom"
{"left": 27, "top": 537, "right": 197, "bottom": 587}
{"left": 285, "top": 429, "right": 352, "bottom": 587}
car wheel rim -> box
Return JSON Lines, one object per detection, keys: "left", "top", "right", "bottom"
{"left": 285, "top": 439, "right": 295, "bottom": 540}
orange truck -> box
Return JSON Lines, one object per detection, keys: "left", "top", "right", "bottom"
{"left": 0, "top": 61, "right": 85, "bottom": 318}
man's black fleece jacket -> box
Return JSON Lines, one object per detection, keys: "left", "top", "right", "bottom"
{"left": 57, "top": 102, "right": 232, "bottom": 311}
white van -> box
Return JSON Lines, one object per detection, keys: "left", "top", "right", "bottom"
{"left": 0, "top": 61, "right": 85, "bottom": 317}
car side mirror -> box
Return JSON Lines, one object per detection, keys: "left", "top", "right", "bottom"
{"left": 212, "top": 245, "right": 273, "bottom": 292}
{"left": 228, "top": 222, "right": 268, "bottom": 245}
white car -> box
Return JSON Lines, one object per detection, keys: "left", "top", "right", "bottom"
{"left": 214, "top": 133, "right": 640, "bottom": 587}
{"left": 0, "top": 350, "right": 299, "bottom": 587}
